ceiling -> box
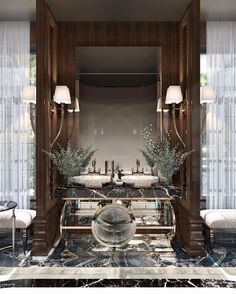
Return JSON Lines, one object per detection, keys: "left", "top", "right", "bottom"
{"left": 0, "top": 0, "right": 236, "bottom": 21}
{"left": 0, "top": 0, "right": 36, "bottom": 21}
{"left": 201, "top": 0, "right": 236, "bottom": 21}
{"left": 77, "top": 47, "right": 161, "bottom": 73}
{"left": 45, "top": 0, "right": 191, "bottom": 22}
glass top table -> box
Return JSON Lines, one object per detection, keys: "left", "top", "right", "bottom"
{"left": 0, "top": 201, "right": 17, "bottom": 212}
{"left": 0, "top": 200, "right": 17, "bottom": 256}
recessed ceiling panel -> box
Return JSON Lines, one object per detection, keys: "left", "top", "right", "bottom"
{"left": 77, "top": 47, "right": 161, "bottom": 87}
{"left": 46, "top": 0, "right": 191, "bottom": 22}
{"left": 77, "top": 47, "right": 161, "bottom": 73}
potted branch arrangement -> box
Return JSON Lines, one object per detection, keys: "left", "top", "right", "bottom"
{"left": 44, "top": 144, "right": 97, "bottom": 185}
{"left": 140, "top": 125, "right": 193, "bottom": 186}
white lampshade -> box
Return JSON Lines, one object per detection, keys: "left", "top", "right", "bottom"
{"left": 200, "top": 86, "right": 215, "bottom": 103}
{"left": 156, "top": 97, "right": 162, "bottom": 112}
{"left": 165, "top": 85, "right": 183, "bottom": 104}
{"left": 74, "top": 97, "right": 80, "bottom": 112}
{"left": 21, "top": 86, "right": 36, "bottom": 104}
{"left": 53, "top": 86, "right": 71, "bottom": 104}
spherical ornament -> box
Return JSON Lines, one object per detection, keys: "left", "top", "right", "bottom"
{"left": 92, "top": 204, "right": 136, "bottom": 247}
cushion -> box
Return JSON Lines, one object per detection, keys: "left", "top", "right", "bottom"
{"left": 0, "top": 209, "right": 36, "bottom": 229}
{"left": 200, "top": 209, "right": 236, "bottom": 229}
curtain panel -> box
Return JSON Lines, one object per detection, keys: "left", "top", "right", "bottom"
{"left": 205, "top": 22, "right": 236, "bottom": 209}
{"left": 0, "top": 22, "right": 33, "bottom": 209}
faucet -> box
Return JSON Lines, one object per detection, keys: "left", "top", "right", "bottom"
{"left": 131, "top": 159, "right": 144, "bottom": 174}
{"left": 88, "top": 159, "right": 101, "bottom": 174}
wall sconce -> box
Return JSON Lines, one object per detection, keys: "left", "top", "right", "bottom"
{"left": 156, "top": 97, "right": 162, "bottom": 112}
{"left": 165, "top": 85, "right": 185, "bottom": 148}
{"left": 156, "top": 97, "right": 169, "bottom": 113}
{"left": 157, "top": 97, "right": 170, "bottom": 139}
{"left": 67, "top": 97, "right": 80, "bottom": 113}
{"left": 200, "top": 85, "right": 215, "bottom": 104}
{"left": 156, "top": 97, "right": 163, "bottom": 138}
{"left": 21, "top": 86, "right": 36, "bottom": 134}
{"left": 67, "top": 97, "right": 80, "bottom": 144}
{"left": 51, "top": 85, "right": 71, "bottom": 148}
{"left": 74, "top": 97, "right": 80, "bottom": 112}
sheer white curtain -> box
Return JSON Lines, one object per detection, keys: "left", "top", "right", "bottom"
{"left": 205, "top": 22, "right": 236, "bottom": 209}
{"left": 0, "top": 22, "right": 33, "bottom": 209}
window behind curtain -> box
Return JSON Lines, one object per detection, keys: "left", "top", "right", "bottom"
{"left": 203, "top": 22, "right": 236, "bottom": 209}
{"left": 0, "top": 22, "right": 35, "bottom": 209}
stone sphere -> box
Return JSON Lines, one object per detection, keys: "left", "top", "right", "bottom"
{"left": 91, "top": 204, "right": 136, "bottom": 247}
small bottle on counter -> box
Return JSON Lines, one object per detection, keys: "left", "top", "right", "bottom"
{"left": 105, "top": 160, "right": 108, "bottom": 174}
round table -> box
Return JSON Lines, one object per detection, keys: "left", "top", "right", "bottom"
{"left": 0, "top": 201, "right": 17, "bottom": 256}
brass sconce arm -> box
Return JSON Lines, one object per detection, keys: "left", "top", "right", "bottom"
{"left": 172, "top": 103, "right": 185, "bottom": 148}
{"left": 51, "top": 103, "right": 65, "bottom": 148}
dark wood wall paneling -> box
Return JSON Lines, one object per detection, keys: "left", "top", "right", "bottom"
{"left": 33, "top": 0, "right": 63, "bottom": 256}
{"left": 175, "top": 0, "right": 204, "bottom": 256}
{"left": 30, "top": 22, "right": 36, "bottom": 47}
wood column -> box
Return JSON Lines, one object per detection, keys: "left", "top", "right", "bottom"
{"left": 174, "top": 0, "right": 204, "bottom": 256}
{"left": 32, "top": 0, "right": 62, "bottom": 256}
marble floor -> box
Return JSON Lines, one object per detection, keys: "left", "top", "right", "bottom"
{"left": 1, "top": 278, "right": 236, "bottom": 288}
{"left": 0, "top": 231, "right": 236, "bottom": 287}
{"left": 28, "top": 233, "right": 236, "bottom": 268}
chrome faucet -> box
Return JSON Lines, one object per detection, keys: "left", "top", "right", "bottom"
{"left": 131, "top": 159, "right": 144, "bottom": 175}
{"left": 89, "top": 159, "right": 101, "bottom": 174}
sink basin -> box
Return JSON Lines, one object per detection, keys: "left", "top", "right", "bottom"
{"left": 70, "top": 175, "right": 111, "bottom": 188}
{"left": 121, "top": 175, "right": 159, "bottom": 188}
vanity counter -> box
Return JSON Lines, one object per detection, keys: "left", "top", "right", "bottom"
{"left": 55, "top": 184, "right": 181, "bottom": 201}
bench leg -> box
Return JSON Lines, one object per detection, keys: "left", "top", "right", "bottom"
{"left": 22, "top": 228, "right": 28, "bottom": 255}
{"left": 203, "top": 224, "right": 213, "bottom": 254}
{"left": 210, "top": 229, "right": 214, "bottom": 253}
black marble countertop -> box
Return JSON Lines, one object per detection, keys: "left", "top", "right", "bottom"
{"left": 55, "top": 184, "right": 181, "bottom": 200}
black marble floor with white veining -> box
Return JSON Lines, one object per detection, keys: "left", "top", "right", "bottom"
{"left": 27, "top": 233, "right": 236, "bottom": 268}
{"left": 1, "top": 231, "right": 236, "bottom": 287}
{"left": 1, "top": 278, "right": 236, "bottom": 288}
{"left": 1, "top": 231, "right": 236, "bottom": 268}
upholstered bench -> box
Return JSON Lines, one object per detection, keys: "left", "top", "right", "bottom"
{"left": 200, "top": 209, "right": 236, "bottom": 251}
{"left": 0, "top": 209, "right": 36, "bottom": 253}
